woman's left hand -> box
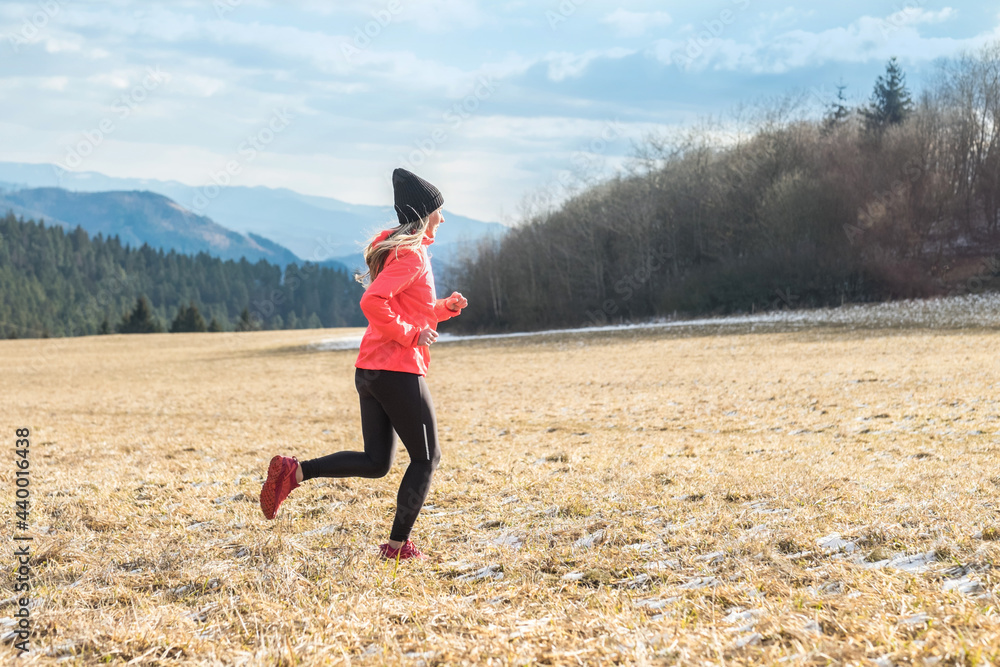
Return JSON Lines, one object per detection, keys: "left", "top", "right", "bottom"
{"left": 446, "top": 291, "right": 468, "bottom": 312}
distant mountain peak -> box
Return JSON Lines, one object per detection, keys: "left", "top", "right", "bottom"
{"left": 0, "top": 186, "right": 303, "bottom": 266}
{"left": 0, "top": 160, "right": 507, "bottom": 263}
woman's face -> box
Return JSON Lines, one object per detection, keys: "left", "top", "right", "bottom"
{"left": 425, "top": 208, "right": 444, "bottom": 239}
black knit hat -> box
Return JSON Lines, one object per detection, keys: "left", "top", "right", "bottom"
{"left": 392, "top": 168, "right": 444, "bottom": 226}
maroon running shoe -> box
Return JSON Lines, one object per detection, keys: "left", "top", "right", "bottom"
{"left": 379, "top": 539, "right": 427, "bottom": 560}
{"left": 259, "top": 454, "right": 300, "bottom": 520}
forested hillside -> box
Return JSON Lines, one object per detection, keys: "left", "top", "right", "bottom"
{"left": 448, "top": 48, "right": 1000, "bottom": 332}
{"left": 0, "top": 187, "right": 302, "bottom": 266}
{"left": 0, "top": 212, "right": 365, "bottom": 338}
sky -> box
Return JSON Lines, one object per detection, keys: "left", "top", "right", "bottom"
{"left": 1, "top": 1, "right": 999, "bottom": 224}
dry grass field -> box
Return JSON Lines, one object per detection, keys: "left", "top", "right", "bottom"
{"left": 2, "top": 322, "right": 1000, "bottom": 665}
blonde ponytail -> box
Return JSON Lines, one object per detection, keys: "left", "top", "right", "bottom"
{"left": 356, "top": 215, "right": 431, "bottom": 286}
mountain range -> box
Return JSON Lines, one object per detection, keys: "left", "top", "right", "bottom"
{"left": 0, "top": 187, "right": 302, "bottom": 266}
{"left": 0, "top": 161, "right": 507, "bottom": 272}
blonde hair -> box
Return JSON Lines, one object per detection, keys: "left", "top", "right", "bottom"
{"left": 356, "top": 215, "right": 432, "bottom": 286}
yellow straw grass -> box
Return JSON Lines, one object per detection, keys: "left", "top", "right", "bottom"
{"left": 1, "top": 325, "right": 999, "bottom": 665}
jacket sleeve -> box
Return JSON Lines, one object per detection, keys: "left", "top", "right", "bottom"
{"left": 359, "top": 249, "right": 424, "bottom": 347}
{"left": 434, "top": 298, "right": 461, "bottom": 322}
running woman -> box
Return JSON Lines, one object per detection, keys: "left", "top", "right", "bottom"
{"left": 259, "top": 168, "right": 468, "bottom": 561}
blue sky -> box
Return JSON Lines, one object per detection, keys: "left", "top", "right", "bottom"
{"left": 2, "top": 1, "right": 999, "bottom": 223}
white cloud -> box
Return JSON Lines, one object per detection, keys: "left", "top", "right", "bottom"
{"left": 601, "top": 9, "right": 672, "bottom": 38}
{"left": 3, "top": 0, "right": 998, "bottom": 223}
{"left": 651, "top": 6, "right": 982, "bottom": 74}
{"left": 543, "top": 48, "right": 635, "bottom": 81}
{"left": 884, "top": 7, "right": 956, "bottom": 28}
{"left": 459, "top": 115, "right": 652, "bottom": 146}
{"left": 86, "top": 72, "right": 134, "bottom": 89}
{"left": 37, "top": 76, "right": 69, "bottom": 91}
{"left": 288, "top": 0, "right": 488, "bottom": 31}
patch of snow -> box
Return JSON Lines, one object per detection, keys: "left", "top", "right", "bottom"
{"left": 679, "top": 576, "right": 720, "bottom": 590}
{"left": 561, "top": 571, "right": 585, "bottom": 581}
{"left": 898, "top": 612, "right": 931, "bottom": 626}
{"left": 625, "top": 541, "right": 660, "bottom": 554}
{"left": 942, "top": 575, "right": 984, "bottom": 596}
{"left": 311, "top": 293, "right": 1000, "bottom": 354}
{"left": 457, "top": 565, "right": 503, "bottom": 582}
{"left": 819, "top": 581, "right": 842, "bottom": 595}
{"left": 727, "top": 622, "right": 757, "bottom": 633}
{"left": 616, "top": 573, "right": 651, "bottom": 588}
{"left": 302, "top": 524, "right": 342, "bottom": 536}
{"left": 733, "top": 632, "right": 762, "bottom": 648}
{"left": 507, "top": 617, "right": 554, "bottom": 640}
{"left": 574, "top": 530, "right": 605, "bottom": 549}
{"left": 636, "top": 597, "right": 679, "bottom": 609}
{"left": 491, "top": 533, "right": 523, "bottom": 549}
{"left": 885, "top": 551, "right": 936, "bottom": 573}
{"left": 695, "top": 550, "right": 726, "bottom": 564}
{"left": 723, "top": 608, "right": 763, "bottom": 624}
{"left": 817, "top": 534, "right": 857, "bottom": 553}
{"left": 403, "top": 650, "right": 436, "bottom": 660}
{"left": 644, "top": 559, "right": 680, "bottom": 571}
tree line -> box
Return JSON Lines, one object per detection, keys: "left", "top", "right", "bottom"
{"left": 0, "top": 212, "right": 366, "bottom": 338}
{"left": 446, "top": 47, "right": 1000, "bottom": 332}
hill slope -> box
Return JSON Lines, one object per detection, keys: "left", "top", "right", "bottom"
{"left": 0, "top": 211, "right": 364, "bottom": 338}
{"left": 0, "top": 162, "right": 508, "bottom": 263}
{"left": 0, "top": 187, "right": 300, "bottom": 265}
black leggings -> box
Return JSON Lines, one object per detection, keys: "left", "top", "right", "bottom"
{"left": 298, "top": 368, "right": 442, "bottom": 542}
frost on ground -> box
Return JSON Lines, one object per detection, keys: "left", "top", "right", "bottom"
{"left": 312, "top": 292, "right": 1000, "bottom": 351}
{"left": 3, "top": 321, "right": 1000, "bottom": 665}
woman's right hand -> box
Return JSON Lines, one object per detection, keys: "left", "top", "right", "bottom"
{"left": 416, "top": 327, "right": 439, "bottom": 347}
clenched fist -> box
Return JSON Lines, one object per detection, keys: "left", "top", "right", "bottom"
{"left": 445, "top": 291, "right": 468, "bottom": 312}
{"left": 417, "top": 328, "right": 439, "bottom": 346}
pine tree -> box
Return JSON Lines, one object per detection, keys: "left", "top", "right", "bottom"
{"left": 169, "top": 301, "right": 207, "bottom": 333}
{"left": 863, "top": 57, "right": 913, "bottom": 134}
{"left": 822, "top": 82, "right": 851, "bottom": 132}
{"left": 169, "top": 304, "right": 188, "bottom": 333}
{"left": 207, "top": 317, "right": 223, "bottom": 332}
{"left": 236, "top": 307, "right": 258, "bottom": 332}
{"left": 0, "top": 212, "right": 365, "bottom": 338}
{"left": 117, "top": 295, "right": 163, "bottom": 334}
{"left": 98, "top": 317, "right": 111, "bottom": 335}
